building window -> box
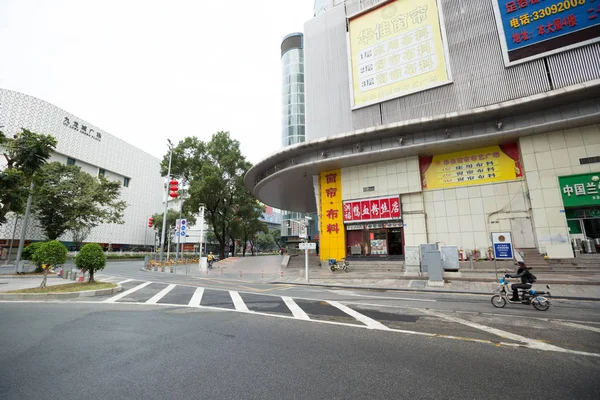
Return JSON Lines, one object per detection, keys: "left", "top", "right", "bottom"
{"left": 123, "top": 177, "right": 130, "bottom": 187}
{"left": 67, "top": 158, "right": 76, "bottom": 166}
{"left": 99, "top": 168, "right": 106, "bottom": 177}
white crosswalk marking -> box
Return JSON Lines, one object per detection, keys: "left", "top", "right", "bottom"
{"left": 282, "top": 296, "right": 310, "bottom": 320}
{"left": 328, "top": 301, "right": 391, "bottom": 330}
{"left": 146, "top": 284, "right": 176, "bottom": 304}
{"left": 188, "top": 288, "right": 204, "bottom": 307}
{"left": 117, "top": 279, "right": 133, "bottom": 285}
{"left": 104, "top": 281, "right": 152, "bottom": 303}
{"left": 229, "top": 291, "right": 249, "bottom": 312}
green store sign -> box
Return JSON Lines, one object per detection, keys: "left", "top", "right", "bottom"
{"left": 559, "top": 172, "right": 600, "bottom": 207}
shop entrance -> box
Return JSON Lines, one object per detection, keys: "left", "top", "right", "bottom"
{"left": 345, "top": 222, "right": 404, "bottom": 258}
{"left": 567, "top": 207, "right": 600, "bottom": 239}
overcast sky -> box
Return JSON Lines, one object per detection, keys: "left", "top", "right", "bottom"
{"left": 0, "top": 0, "right": 313, "bottom": 164}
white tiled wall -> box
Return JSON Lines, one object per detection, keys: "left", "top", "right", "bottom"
{"left": 341, "top": 156, "right": 420, "bottom": 200}
{"left": 400, "top": 193, "right": 427, "bottom": 246}
{"left": 423, "top": 181, "right": 528, "bottom": 251}
{"left": 520, "top": 124, "right": 600, "bottom": 252}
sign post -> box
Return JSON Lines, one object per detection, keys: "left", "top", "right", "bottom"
{"left": 299, "top": 242, "right": 316, "bottom": 282}
{"left": 491, "top": 232, "right": 514, "bottom": 281}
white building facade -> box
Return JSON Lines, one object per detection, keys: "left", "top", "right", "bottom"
{"left": 246, "top": 0, "right": 600, "bottom": 262}
{"left": 0, "top": 88, "right": 164, "bottom": 250}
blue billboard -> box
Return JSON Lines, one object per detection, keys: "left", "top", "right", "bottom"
{"left": 492, "top": 0, "right": 600, "bottom": 65}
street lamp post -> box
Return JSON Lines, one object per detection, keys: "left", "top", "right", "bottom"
{"left": 198, "top": 204, "right": 206, "bottom": 271}
{"left": 159, "top": 139, "right": 174, "bottom": 263}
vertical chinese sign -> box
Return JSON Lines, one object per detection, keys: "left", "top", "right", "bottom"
{"left": 419, "top": 143, "right": 523, "bottom": 189}
{"left": 319, "top": 169, "right": 346, "bottom": 261}
{"left": 492, "top": 0, "right": 600, "bottom": 66}
{"left": 347, "top": 0, "right": 452, "bottom": 109}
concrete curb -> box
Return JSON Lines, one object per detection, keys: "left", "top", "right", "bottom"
{"left": 269, "top": 281, "right": 600, "bottom": 302}
{"left": 0, "top": 285, "right": 122, "bottom": 301}
{"left": 285, "top": 275, "right": 600, "bottom": 285}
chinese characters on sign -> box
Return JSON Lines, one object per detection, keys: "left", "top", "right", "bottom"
{"left": 559, "top": 173, "right": 600, "bottom": 207}
{"left": 343, "top": 195, "right": 402, "bottom": 223}
{"left": 420, "top": 144, "right": 523, "bottom": 190}
{"left": 63, "top": 116, "right": 102, "bottom": 142}
{"left": 348, "top": 0, "right": 451, "bottom": 109}
{"left": 492, "top": 0, "right": 600, "bottom": 65}
{"left": 319, "top": 170, "right": 346, "bottom": 261}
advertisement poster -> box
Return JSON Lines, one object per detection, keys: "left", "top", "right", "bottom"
{"left": 491, "top": 0, "right": 600, "bottom": 66}
{"left": 419, "top": 143, "right": 523, "bottom": 190}
{"left": 347, "top": 0, "right": 452, "bottom": 109}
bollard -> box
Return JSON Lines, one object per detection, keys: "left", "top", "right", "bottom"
{"left": 239, "top": 270, "right": 242, "bottom": 278}
{"left": 261, "top": 269, "right": 264, "bottom": 280}
{"left": 280, "top": 269, "right": 283, "bottom": 279}
{"left": 220, "top": 267, "right": 223, "bottom": 276}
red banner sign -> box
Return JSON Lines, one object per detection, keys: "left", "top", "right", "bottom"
{"left": 343, "top": 195, "right": 401, "bottom": 223}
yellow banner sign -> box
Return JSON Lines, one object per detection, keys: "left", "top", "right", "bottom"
{"left": 319, "top": 169, "right": 346, "bottom": 261}
{"left": 347, "top": 0, "right": 451, "bottom": 109}
{"left": 420, "top": 144, "right": 523, "bottom": 190}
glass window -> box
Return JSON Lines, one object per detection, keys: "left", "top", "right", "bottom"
{"left": 99, "top": 168, "right": 105, "bottom": 177}
{"left": 123, "top": 177, "right": 130, "bottom": 187}
{"left": 67, "top": 158, "right": 76, "bottom": 166}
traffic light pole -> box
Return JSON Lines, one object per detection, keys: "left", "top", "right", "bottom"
{"left": 159, "top": 142, "right": 173, "bottom": 263}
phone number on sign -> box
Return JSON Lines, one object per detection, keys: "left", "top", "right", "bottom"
{"left": 531, "top": 0, "right": 586, "bottom": 21}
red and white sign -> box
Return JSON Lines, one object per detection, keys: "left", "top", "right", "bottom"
{"left": 343, "top": 195, "right": 401, "bottom": 223}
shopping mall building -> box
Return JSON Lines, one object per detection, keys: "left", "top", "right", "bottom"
{"left": 245, "top": 0, "right": 600, "bottom": 262}
{"left": 0, "top": 88, "right": 164, "bottom": 252}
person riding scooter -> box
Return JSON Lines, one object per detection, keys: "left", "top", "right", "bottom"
{"left": 207, "top": 251, "right": 215, "bottom": 269}
{"left": 505, "top": 261, "right": 537, "bottom": 302}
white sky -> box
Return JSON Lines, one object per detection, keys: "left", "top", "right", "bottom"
{"left": 0, "top": 0, "right": 314, "bottom": 164}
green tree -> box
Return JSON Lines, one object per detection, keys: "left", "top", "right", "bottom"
{"left": 75, "top": 243, "right": 106, "bottom": 283}
{"left": 255, "top": 232, "right": 278, "bottom": 253}
{"left": 36, "top": 240, "right": 67, "bottom": 288}
{"left": 150, "top": 209, "right": 197, "bottom": 232}
{"left": 0, "top": 129, "right": 56, "bottom": 225}
{"left": 270, "top": 228, "right": 282, "bottom": 248}
{"left": 231, "top": 201, "right": 267, "bottom": 256}
{"left": 163, "top": 132, "right": 256, "bottom": 259}
{"left": 32, "top": 162, "right": 127, "bottom": 240}
{"left": 22, "top": 241, "right": 44, "bottom": 272}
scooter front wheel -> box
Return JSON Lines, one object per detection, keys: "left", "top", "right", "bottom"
{"left": 330, "top": 266, "right": 336, "bottom": 272}
{"left": 491, "top": 295, "right": 506, "bottom": 308}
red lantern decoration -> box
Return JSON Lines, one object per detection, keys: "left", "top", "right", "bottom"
{"left": 169, "top": 179, "right": 179, "bottom": 198}
{"left": 148, "top": 217, "right": 153, "bottom": 228}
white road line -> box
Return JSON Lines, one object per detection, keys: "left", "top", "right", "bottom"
{"left": 230, "top": 291, "right": 249, "bottom": 312}
{"left": 554, "top": 321, "right": 600, "bottom": 334}
{"left": 188, "top": 288, "right": 204, "bottom": 307}
{"left": 282, "top": 296, "right": 310, "bottom": 320}
{"left": 117, "top": 279, "right": 134, "bottom": 285}
{"left": 328, "top": 301, "right": 390, "bottom": 330}
{"left": 146, "top": 284, "right": 176, "bottom": 305}
{"left": 104, "top": 281, "right": 152, "bottom": 303}
{"left": 420, "top": 309, "right": 585, "bottom": 354}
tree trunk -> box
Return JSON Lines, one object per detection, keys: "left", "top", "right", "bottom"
{"left": 88, "top": 269, "right": 95, "bottom": 283}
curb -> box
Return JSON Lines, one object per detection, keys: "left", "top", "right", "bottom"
{"left": 0, "top": 284, "right": 122, "bottom": 301}
{"left": 269, "top": 281, "right": 600, "bottom": 302}
{"left": 0, "top": 275, "right": 61, "bottom": 279}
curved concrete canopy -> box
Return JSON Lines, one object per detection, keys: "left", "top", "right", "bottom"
{"left": 246, "top": 80, "right": 600, "bottom": 212}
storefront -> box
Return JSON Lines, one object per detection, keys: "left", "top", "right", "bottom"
{"left": 343, "top": 195, "right": 403, "bottom": 258}
{"left": 560, "top": 172, "right": 600, "bottom": 241}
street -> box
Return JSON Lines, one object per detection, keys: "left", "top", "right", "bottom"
{"left": 1, "top": 260, "right": 600, "bottom": 399}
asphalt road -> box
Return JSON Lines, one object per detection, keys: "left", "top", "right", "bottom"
{"left": 94, "top": 260, "right": 600, "bottom": 323}
{"left": 1, "top": 302, "right": 599, "bottom": 400}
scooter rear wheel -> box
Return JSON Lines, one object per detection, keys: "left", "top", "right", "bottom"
{"left": 330, "top": 266, "right": 336, "bottom": 272}
{"left": 532, "top": 297, "right": 550, "bottom": 311}
{"left": 491, "top": 295, "right": 506, "bottom": 308}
